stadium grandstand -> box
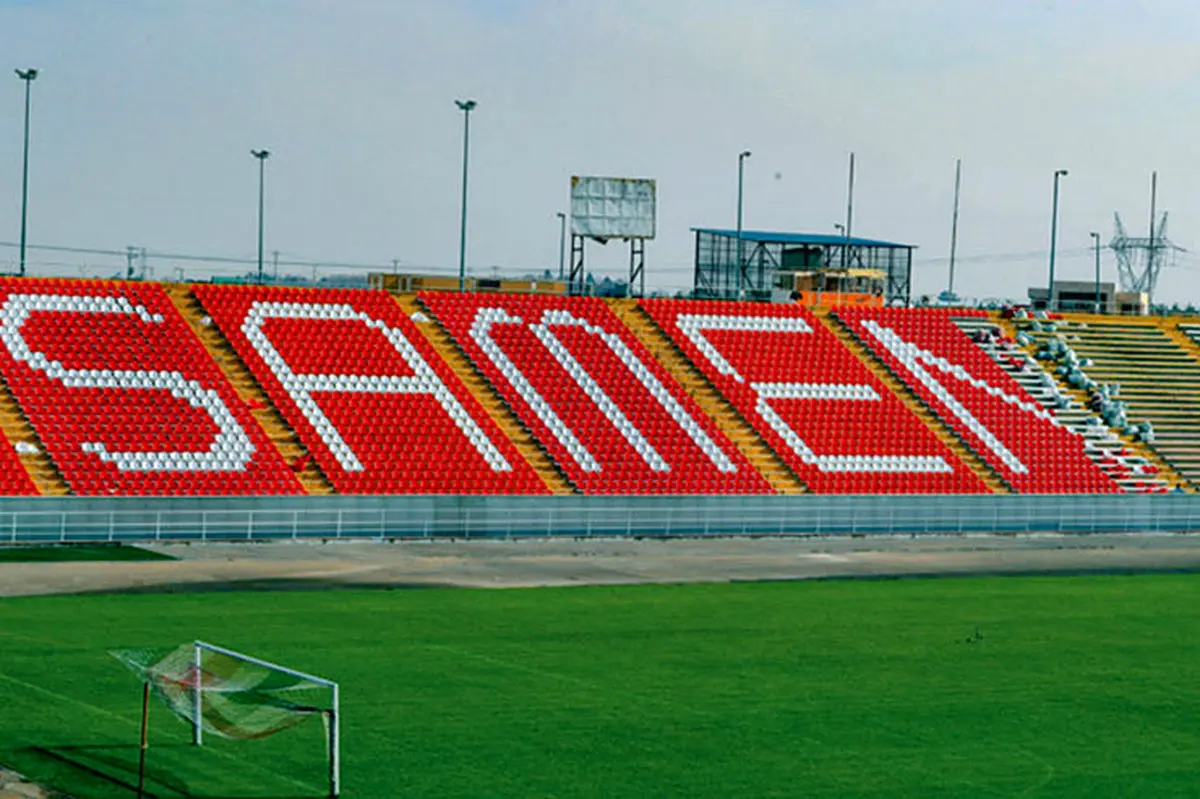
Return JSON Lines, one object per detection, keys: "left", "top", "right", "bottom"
{"left": 0, "top": 272, "right": 1188, "bottom": 501}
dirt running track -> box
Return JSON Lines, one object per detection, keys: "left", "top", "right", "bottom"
{"left": 6, "top": 533, "right": 1200, "bottom": 598}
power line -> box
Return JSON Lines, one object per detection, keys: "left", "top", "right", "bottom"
{"left": 0, "top": 239, "right": 699, "bottom": 283}
{"left": 0, "top": 240, "right": 450, "bottom": 275}
{"left": 0, "top": 241, "right": 126, "bottom": 258}
{"left": 918, "top": 246, "right": 1097, "bottom": 265}
{"left": 0, "top": 238, "right": 1104, "bottom": 272}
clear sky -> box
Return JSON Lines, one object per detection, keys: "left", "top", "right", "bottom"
{"left": 3, "top": 0, "right": 1200, "bottom": 302}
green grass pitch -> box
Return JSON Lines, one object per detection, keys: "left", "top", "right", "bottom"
{"left": 3, "top": 574, "right": 1200, "bottom": 797}
{"left": 0, "top": 545, "right": 175, "bottom": 563}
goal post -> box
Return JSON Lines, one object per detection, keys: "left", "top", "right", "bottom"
{"left": 112, "top": 641, "right": 341, "bottom": 798}
{"left": 191, "top": 640, "right": 340, "bottom": 798}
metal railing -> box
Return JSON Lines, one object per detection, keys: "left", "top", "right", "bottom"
{"left": 1, "top": 494, "right": 1199, "bottom": 544}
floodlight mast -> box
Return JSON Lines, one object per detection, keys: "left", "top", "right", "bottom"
{"left": 948, "top": 158, "right": 962, "bottom": 296}
{"left": 456, "top": 99, "right": 477, "bottom": 292}
{"left": 736, "top": 150, "right": 751, "bottom": 299}
{"left": 15, "top": 68, "right": 38, "bottom": 277}
{"left": 251, "top": 150, "right": 271, "bottom": 284}
{"left": 1047, "top": 168, "right": 1068, "bottom": 311}
{"left": 842, "top": 152, "right": 855, "bottom": 270}
{"left": 556, "top": 211, "right": 566, "bottom": 280}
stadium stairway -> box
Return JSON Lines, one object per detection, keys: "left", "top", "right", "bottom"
{"left": 168, "top": 285, "right": 335, "bottom": 495}
{"left": 0, "top": 382, "right": 70, "bottom": 495}
{"left": 816, "top": 308, "right": 1010, "bottom": 494}
{"left": 611, "top": 299, "right": 806, "bottom": 494}
{"left": 1015, "top": 314, "right": 1200, "bottom": 488}
{"left": 969, "top": 316, "right": 1180, "bottom": 492}
{"left": 399, "top": 294, "right": 576, "bottom": 495}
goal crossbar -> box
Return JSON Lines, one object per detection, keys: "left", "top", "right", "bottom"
{"left": 192, "top": 640, "right": 340, "bottom": 797}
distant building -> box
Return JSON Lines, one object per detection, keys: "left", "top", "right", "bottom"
{"left": 369, "top": 272, "right": 568, "bottom": 296}
{"left": 1028, "top": 281, "right": 1148, "bottom": 315}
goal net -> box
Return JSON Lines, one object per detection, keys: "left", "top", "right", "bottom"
{"left": 111, "top": 640, "right": 340, "bottom": 796}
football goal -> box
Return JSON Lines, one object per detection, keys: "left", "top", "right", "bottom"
{"left": 112, "top": 640, "right": 340, "bottom": 797}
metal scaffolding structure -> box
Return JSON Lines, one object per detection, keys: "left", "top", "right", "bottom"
{"left": 691, "top": 228, "right": 914, "bottom": 304}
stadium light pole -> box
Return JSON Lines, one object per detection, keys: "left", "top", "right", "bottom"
{"left": 842, "top": 152, "right": 856, "bottom": 271}
{"left": 948, "top": 158, "right": 962, "bottom": 297}
{"left": 556, "top": 211, "right": 566, "bottom": 280}
{"left": 1091, "top": 231, "right": 1102, "bottom": 314}
{"left": 736, "top": 150, "right": 751, "bottom": 300}
{"left": 456, "top": 99, "right": 477, "bottom": 292}
{"left": 251, "top": 150, "right": 270, "bottom": 284}
{"left": 15, "top": 68, "right": 37, "bottom": 277}
{"left": 1047, "top": 168, "right": 1068, "bottom": 312}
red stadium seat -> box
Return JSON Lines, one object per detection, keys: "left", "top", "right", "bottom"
{"left": 835, "top": 307, "right": 1120, "bottom": 494}
{"left": 421, "top": 292, "right": 768, "bottom": 495}
{"left": 192, "top": 284, "right": 547, "bottom": 495}
{"left": 0, "top": 278, "right": 299, "bottom": 495}
{"left": 0, "top": 434, "right": 37, "bottom": 495}
{"left": 640, "top": 299, "right": 986, "bottom": 494}
{"left": 0, "top": 276, "right": 1134, "bottom": 498}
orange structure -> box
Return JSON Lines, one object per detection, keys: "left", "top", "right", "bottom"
{"left": 784, "top": 268, "right": 886, "bottom": 308}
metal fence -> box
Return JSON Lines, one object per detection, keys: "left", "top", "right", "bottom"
{"left": 2, "top": 493, "right": 1200, "bottom": 544}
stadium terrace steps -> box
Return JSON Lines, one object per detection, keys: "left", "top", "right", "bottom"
{"left": 399, "top": 294, "right": 575, "bottom": 495}
{"left": 969, "top": 316, "right": 1180, "bottom": 493}
{"left": 818, "top": 309, "right": 1009, "bottom": 494}
{"left": 835, "top": 307, "right": 1120, "bottom": 494}
{"left": 168, "top": 285, "right": 336, "bottom": 495}
{"left": 637, "top": 299, "right": 988, "bottom": 494}
{"left": 421, "top": 292, "right": 769, "bottom": 495}
{"left": 8, "top": 274, "right": 1200, "bottom": 499}
{"left": 0, "top": 382, "right": 69, "bottom": 495}
{"left": 0, "top": 279, "right": 301, "bottom": 496}
{"left": 1170, "top": 322, "right": 1200, "bottom": 366}
{"left": 610, "top": 299, "right": 806, "bottom": 494}
{"left": 1016, "top": 316, "right": 1200, "bottom": 487}
{"left": 1002, "top": 316, "right": 1184, "bottom": 492}
{"left": 192, "top": 285, "right": 549, "bottom": 495}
